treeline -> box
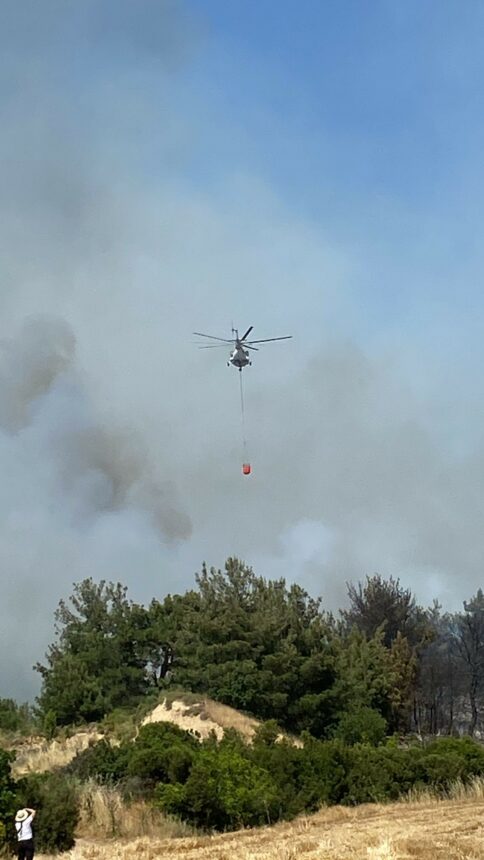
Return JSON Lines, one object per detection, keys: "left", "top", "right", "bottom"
{"left": 30, "top": 559, "right": 484, "bottom": 739}
{"left": 62, "top": 723, "right": 484, "bottom": 829}
{"left": 0, "top": 701, "right": 33, "bottom": 735}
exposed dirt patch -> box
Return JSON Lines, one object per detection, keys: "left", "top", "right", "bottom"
{"left": 12, "top": 730, "right": 103, "bottom": 776}
{"left": 141, "top": 697, "right": 259, "bottom": 741}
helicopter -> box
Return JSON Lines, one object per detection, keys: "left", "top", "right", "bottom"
{"left": 193, "top": 326, "right": 292, "bottom": 371}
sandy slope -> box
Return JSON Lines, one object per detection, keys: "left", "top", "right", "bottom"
{"left": 11, "top": 730, "right": 103, "bottom": 776}
{"left": 35, "top": 796, "right": 484, "bottom": 860}
{"left": 6, "top": 696, "right": 258, "bottom": 777}
{"left": 141, "top": 698, "right": 259, "bottom": 741}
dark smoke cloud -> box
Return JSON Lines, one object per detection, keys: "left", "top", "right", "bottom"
{"left": 1, "top": 1, "right": 483, "bottom": 701}
{"left": 0, "top": 316, "right": 191, "bottom": 541}
{"left": 0, "top": 317, "right": 76, "bottom": 432}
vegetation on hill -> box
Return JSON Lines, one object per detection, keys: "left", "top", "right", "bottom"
{"left": 4, "top": 559, "right": 484, "bottom": 850}
{"left": 62, "top": 722, "right": 484, "bottom": 831}
{"left": 0, "top": 700, "right": 35, "bottom": 737}
{"left": 32, "top": 559, "right": 484, "bottom": 738}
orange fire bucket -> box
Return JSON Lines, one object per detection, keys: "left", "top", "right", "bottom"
{"left": 242, "top": 463, "right": 251, "bottom": 476}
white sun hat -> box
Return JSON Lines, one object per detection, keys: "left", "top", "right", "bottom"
{"left": 15, "top": 809, "right": 29, "bottom": 823}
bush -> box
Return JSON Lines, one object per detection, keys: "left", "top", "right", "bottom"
{"left": 15, "top": 772, "right": 79, "bottom": 854}
{"left": 344, "top": 745, "right": 421, "bottom": 804}
{"left": 66, "top": 723, "right": 199, "bottom": 796}
{"left": 334, "top": 707, "right": 387, "bottom": 746}
{"left": 66, "top": 739, "right": 129, "bottom": 784}
{"left": 126, "top": 723, "right": 199, "bottom": 789}
{"left": 294, "top": 737, "right": 351, "bottom": 808}
{"left": 419, "top": 737, "right": 484, "bottom": 788}
{"left": 157, "top": 744, "right": 279, "bottom": 829}
{"left": 63, "top": 718, "right": 484, "bottom": 832}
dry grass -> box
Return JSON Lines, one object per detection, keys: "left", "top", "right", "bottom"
{"left": 33, "top": 790, "right": 484, "bottom": 860}
{"left": 405, "top": 774, "right": 484, "bottom": 804}
{"left": 198, "top": 699, "right": 261, "bottom": 740}
{"left": 76, "top": 781, "right": 194, "bottom": 841}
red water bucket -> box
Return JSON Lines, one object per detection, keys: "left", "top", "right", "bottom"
{"left": 242, "top": 463, "right": 251, "bottom": 476}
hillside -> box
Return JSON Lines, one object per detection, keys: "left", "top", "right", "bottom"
{"left": 6, "top": 700, "right": 484, "bottom": 858}
{"left": 11, "top": 729, "right": 103, "bottom": 777}
{"left": 141, "top": 696, "right": 260, "bottom": 741}
{"left": 6, "top": 694, "right": 262, "bottom": 777}
{"left": 35, "top": 792, "right": 484, "bottom": 859}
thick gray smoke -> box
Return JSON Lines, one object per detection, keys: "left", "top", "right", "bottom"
{"left": 0, "top": 316, "right": 191, "bottom": 541}
{"left": 0, "top": 318, "right": 76, "bottom": 432}
{"left": 1, "top": 1, "right": 484, "bottom": 700}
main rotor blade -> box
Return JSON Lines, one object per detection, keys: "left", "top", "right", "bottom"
{"left": 198, "top": 344, "right": 232, "bottom": 349}
{"left": 193, "top": 331, "right": 234, "bottom": 343}
{"left": 241, "top": 325, "right": 253, "bottom": 341}
{"left": 245, "top": 344, "right": 259, "bottom": 351}
{"left": 246, "top": 336, "right": 292, "bottom": 344}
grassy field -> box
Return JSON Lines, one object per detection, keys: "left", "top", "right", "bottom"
{"left": 34, "top": 790, "right": 484, "bottom": 860}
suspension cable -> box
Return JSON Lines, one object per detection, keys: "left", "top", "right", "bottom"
{"left": 239, "top": 370, "right": 248, "bottom": 459}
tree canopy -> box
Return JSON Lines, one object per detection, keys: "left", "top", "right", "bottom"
{"left": 31, "top": 560, "right": 484, "bottom": 739}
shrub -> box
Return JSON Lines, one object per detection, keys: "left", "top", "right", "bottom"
{"left": 63, "top": 718, "right": 484, "bottom": 832}
{"left": 344, "top": 745, "right": 421, "bottom": 804}
{"left": 66, "top": 739, "right": 129, "bottom": 784}
{"left": 294, "top": 737, "right": 351, "bottom": 807}
{"left": 157, "top": 744, "right": 279, "bottom": 829}
{"left": 419, "top": 737, "right": 484, "bottom": 788}
{"left": 334, "top": 707, "right": 387, "bottom": 746}
{"left": 15, "top": 772, "right": 79, "bottom": 854}
{"left": 126, "top": 723, "right": 198, "bottom": 789}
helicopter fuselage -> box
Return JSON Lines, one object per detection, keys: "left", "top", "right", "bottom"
{"left": 194, "top": 325, "right": 291, "bottom": 371}
{"left": 228, "top": 342, "right": 251, "bottom": 370}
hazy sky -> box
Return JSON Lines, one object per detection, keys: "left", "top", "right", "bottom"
{"left": 2, "top": 0, "right": 484, "bottom": 699}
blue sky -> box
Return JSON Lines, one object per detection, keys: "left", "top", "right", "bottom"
{"left": 185, "top": 2, "right": 476, "bottom": 205}
{"left": 175, "top": 1, "right": 484, "bottom": 348}
{"left": 2, "top": 1, "right": 484, "bottom": 697}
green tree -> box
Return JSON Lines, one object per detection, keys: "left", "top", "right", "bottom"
{"left": 35, "top": 579, "right": 151, "bottom": 724}
{"left": 0, "top": 700, "right": 33, "bottom": 735}
{"left": 333, "top": 627, "right": 396, "bottom": 721}
{"left": 388, "top": 633, "right": 418, "bottom": 731}
{"left": 165, "top": 558, "right": 338, "bottom": 735}
{"left": 342, "top": 575, "right": 429, "bottom": 648}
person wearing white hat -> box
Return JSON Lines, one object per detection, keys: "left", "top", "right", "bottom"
{"left": 14, "top": 808, "right": 36, "bottom": 860}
